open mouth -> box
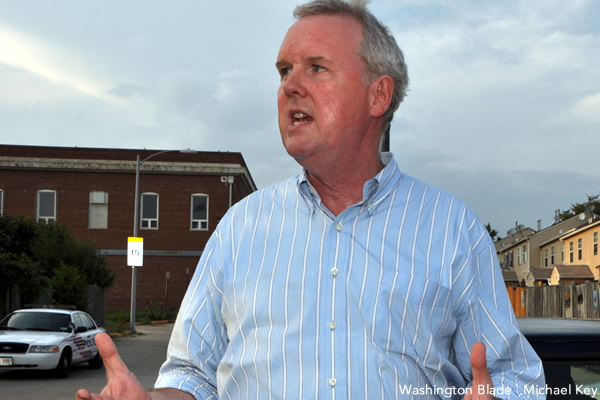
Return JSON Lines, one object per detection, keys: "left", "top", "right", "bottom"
{"left": 292, "top": 111, "right": 313, "bottom": 126}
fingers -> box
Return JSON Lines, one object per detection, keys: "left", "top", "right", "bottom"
{"left": 95, "top": 332, "right": 130, "bottom": 380}
{"left": 470, "top": 342, "right": 494, "bottom": 397}
{"left": 76, "top": 388, "right": 91, "bottom": 400}
{"left": 470, "top": 341, "right": 488, "bottom": 371}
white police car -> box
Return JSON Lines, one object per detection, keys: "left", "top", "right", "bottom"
{"left": 0, "top": 308, "right": 104, "bottom": 377}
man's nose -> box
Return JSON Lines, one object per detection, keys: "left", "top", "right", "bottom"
{"left": 281, "top": 69, "right": 307, "bottom": 97}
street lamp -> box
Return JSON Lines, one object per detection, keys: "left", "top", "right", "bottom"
{"left": 130, "top": 149, "right": 196, "bottom": 333}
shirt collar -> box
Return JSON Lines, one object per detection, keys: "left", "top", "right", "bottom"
{"left": 297, "top": 152, "right": 402, "bottom": 216}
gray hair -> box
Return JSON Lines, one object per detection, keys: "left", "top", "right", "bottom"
{"left": 293, "top": 0, "right": 409, "bottom": 133}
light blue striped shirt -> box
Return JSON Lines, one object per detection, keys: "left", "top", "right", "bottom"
{"left": 156, "top": 154, "right": 544, "bottom": 399}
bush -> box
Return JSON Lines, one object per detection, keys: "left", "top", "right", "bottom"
{"left": 51, "top": 263, "right": 88, "bottom": 311}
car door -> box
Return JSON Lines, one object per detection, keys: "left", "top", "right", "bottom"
{"left": 72, "top": 313, "right": 92, "bottom": 362}
{"left": 77, "top": 313, "right": 100, "bottom": 360}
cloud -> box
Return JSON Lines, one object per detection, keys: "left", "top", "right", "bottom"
{"left": 106, "top": 84, "right": 146, "bottom": 99}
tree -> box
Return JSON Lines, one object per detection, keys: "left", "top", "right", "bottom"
{"left": 485, "top": 223, "right": 499, "bottom": 241}
{"left": 559, "top": 194, "right": 600, "bottom": 221}
{"left": 51, "top": 263, "right": 88, "bottom": 311}
{"left": 0, "top": 253, "right": 49, "bottom": 307}
{"left": 0, "top": 215, "right": 114, "bottom": 311}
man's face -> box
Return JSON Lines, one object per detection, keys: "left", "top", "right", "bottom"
{"left": 276, "top": 15, "right": 373, "bottom": 171}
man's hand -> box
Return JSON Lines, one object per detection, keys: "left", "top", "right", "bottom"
{"left": 465, "top": 342, "right": 500, "bottom": 400}
{"left": 76, "top": 332, "right": 152, "bottom": 400}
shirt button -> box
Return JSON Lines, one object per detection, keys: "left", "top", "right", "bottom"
{"left": 368, "top": 203, "right": 375, "bottom": 211}
{"left": 328, "top": 377, "right": 337, "bottom": 387}
{"left": 336, "top": 223, "right": 343, "bottom": 232}
{"left": 330, "top": 267, "right": 339, "bottom": 276}
{"left": 329, "top": 321, "right": 337, "bottom": 330}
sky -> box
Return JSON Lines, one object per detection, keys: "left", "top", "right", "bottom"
{"left": 1, "top": 0, "right": 599, "bottom": 236}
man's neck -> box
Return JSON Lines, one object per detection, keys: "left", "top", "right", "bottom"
{"left": 307, "top": 154, "right": 385, "bottom": 216}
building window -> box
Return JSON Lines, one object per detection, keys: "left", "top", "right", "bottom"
{"left": 569, "top": 241, "right": 574, "bottom": 263}
{"left": 517, "top": 247, "right": 521, "bottom": 265}
{"left": 551, "top": 246, "right": 555, "bottom": 265}
{"left": 37, "top": 190, "right": 56, "bottom": 223}
{"left": 0, "top": 189, "right": 3, "bottom": 216}
{"left": 89, "top": 191, "right": 108, "bottom": 229}
{"left": 141, "top": 193, "right": 159, "bottom": 229}
{"left": 522, "top": 245, "right": 527, "bottom": 264}
{"left": 190, "top": 194, "right": 209, "bottom": 231}
{"left": 578, "top": 238, "right": 583, "bottom": 260}
{"left": 544, "top": 249, "right": 548, "bottom": 267}
{"left": 594, "top": 232, "right": 598, "bottom": 256}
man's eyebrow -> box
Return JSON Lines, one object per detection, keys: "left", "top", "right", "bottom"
{"left": 306, "top": 56, "right": 329, "bottom": 65}
{"left": 275, "top": 56, "right": 331, "bottom": 70}
{"left": 275, "top": 60, "right": 289, "bottom": 70}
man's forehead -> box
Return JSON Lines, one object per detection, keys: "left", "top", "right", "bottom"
{"left": 278, "top": 14, "right": 362, "bottom": 59}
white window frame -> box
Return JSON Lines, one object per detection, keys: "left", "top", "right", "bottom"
{"left": 594, "top": 232, "right": 598, "bottom": 256}
{"left": 140, "top": 192, "right": 159, "bottom": 229}
{"left": 190, "top": 193, "right": 209, "bottom": 231}
{"left": 522, "top": 244, "right": 527, "bottom": 265}
{"left": 0, "top": 189, "right": 3, "bottom": 216}
{"left": 37, "top": 190, "right": 56, "bottom": 223}
{"left": 578, "top": 238, "right": 583, "bottom": 260}
{"left": 550, "top": 246, "right": 555, "bottom": 265}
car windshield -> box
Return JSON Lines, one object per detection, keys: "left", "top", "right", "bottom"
{"left": 544, "top": 361, "right": 600, "bottom": 399}
{"left": 0, "top": 312, "right": 72, "bottom": 333}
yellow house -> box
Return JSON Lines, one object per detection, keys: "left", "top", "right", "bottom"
{"left": 549, "top": 265, "right": 595, "bottom": 285}
{"left": 496, "top": 212, "right": 597, "bottom": 284}
{"left": 559, "top": 219, "right": 600, "bottom": 281}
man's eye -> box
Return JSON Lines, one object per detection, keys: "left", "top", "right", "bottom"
{"left": 312, "top": 65, "right": 326, "bottom": 72}
{"left": 279, "top": 67, "right": 291, "bottom": 78}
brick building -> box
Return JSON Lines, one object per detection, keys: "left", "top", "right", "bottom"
{"left": 0, "top": 144, "right": 256, "bottom": 311}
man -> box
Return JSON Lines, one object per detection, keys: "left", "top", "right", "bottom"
{"left": 77, "top": 1, "right": 544, "bottom": 399}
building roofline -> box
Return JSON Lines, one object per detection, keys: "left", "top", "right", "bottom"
{"left": 0, "top": 144, "right": 257, "bottom": 191}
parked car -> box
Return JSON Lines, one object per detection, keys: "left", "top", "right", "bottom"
{"left": 0, "top": 308, "right": 104, "bottom": 378}
{"left": 519, "top": 317, "right": 600, "bottom": 399}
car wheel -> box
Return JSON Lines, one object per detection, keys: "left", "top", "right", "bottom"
{"left": 88, "top": 351, "right": 103, "bottom": 369}
{"left": 55, "top": 349, "right": 72, "bottom": 378}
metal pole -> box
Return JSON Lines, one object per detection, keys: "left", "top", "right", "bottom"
{"left": 129, "top": 149, "right": 196, "bottom": 333}
{"left": 228, "top": 176, "right": 234, "bottom": 208}
{"left": 130, "top": 154, "right": 141, "bottom": 334}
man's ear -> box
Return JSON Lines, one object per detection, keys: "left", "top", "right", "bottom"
{"left": 369, "top": 75, "right": 394, "bottom": 118}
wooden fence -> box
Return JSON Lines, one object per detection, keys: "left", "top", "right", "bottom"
{"left": 508, "top": 282, "right": 600, "bottom": 319}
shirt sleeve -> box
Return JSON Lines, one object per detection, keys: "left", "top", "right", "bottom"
{"left": 451, "top": 219, "right": 546, "bottom": 399}
{"left": 154, "top": 231, "right": 226, "bottom": 399}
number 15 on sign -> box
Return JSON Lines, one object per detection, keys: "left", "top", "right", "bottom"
{"left": 128, "top": 237, "right": 144, "bottom": 267}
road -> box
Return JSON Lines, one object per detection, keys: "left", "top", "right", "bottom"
{"left": 0, "top": 323, "right": 173, "bottom": 400}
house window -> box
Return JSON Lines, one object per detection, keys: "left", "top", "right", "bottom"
{"left": 594, "top": 232, "right": 598, "bottom": 256}
{"left": 544, "top": 249, "right": 548, "bottom": 267}
{"left": 551, "top": 246, "right": 555, "bottom": 265}
{"left": 522, "top": 245, "right": 527, "bottom": 264}
{"left": 517, "top": 247, "right": 521, "bottom": 265}
{"left": 569, "top": 241, "right": 574, "bottom": 263}
{"left": 141, "top": 193, "right": 159, "bottom": 229}
{"left": 190, "top": 194, "right": 209, "bottom": 231}
{"left": 89, "top": 191, "right": 108, "bottom": 229}
{"left": 578, "top": 238, "right": 583, "bottom": 260}
{"left": 0, "top": 189, "right": 3, "bottom": 216}
{"left": 37, "top": 190, "right": 56, "bottom": 223}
